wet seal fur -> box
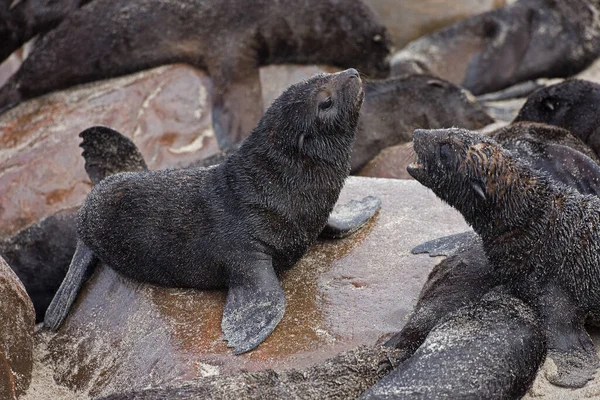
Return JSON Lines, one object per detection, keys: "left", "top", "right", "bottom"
{"left": 0, "top": 0, "right": 391, "bottom": 148}
{"left": 515, "top": 79, "right": 600, "bottom": 159}
{"left": 363, "top": 291, "right": 546, "bottom": 399}
{"left": 404, "top": 127, "right": 600, "bottom": 388}
{"left": 45, "top": 70, "right": 373, "bottom": 354}
{"left": 390, "top": 0, "right": 600, "bottom": 95}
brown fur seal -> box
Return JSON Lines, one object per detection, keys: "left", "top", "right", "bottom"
{"left": 390, "top": 0, "right": 600, "bottom": 95}
{"left": 405, "top": 127, "right": 600, "bottom": 388}
{"left": 0, "top": 0, "right": 391, "bottom": 148}
{"left": 363, "top": 290, "right": 545, "bottom": 399}
{"left": 44, "top": 70, "right": 376, "bottom": 354}
{"left": 514, "top": 79, "right": 600, "bottom": 158}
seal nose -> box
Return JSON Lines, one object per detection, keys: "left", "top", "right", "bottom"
{"left": 345, "top": 68, "right": 360, "bottom": 78}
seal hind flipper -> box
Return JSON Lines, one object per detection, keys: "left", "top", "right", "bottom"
{"left": 539, "top": 286, "right": 599, "bottom": 388}
{"left": 411, "top": 230, "right": 478, "bottom": 257}
{"left": 221, "top": 257, "right": 286, "bottom": 354}
{"left": 79, "top": 126, "right": 148, "bottom": 185}
{"left": 319, "top": 196, "right": 382, "bottom": 240}
{"left": 43, "top": 241, "right": 98, "bottom": 330}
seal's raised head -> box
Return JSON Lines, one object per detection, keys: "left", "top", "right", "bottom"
{"left": 252, "top": 68, "right": 364, "bottom": 159}
{"left": 408, "top": 128, "right": 541, "bottom": 221}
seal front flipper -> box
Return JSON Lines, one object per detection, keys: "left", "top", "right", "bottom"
{"left": 221, "top": 256, "right": 285, "bottom": 354}
{"left": 79, "top": 126, "right": 148, "bottom": 185}
{"left": 43, "top": 241, "right": 98, "bottom": 330}
{"left": 411, "top": 230, "right": 478, "bottom": 256}
{"left": 319, "top": 196, "right": 382, "bottom": 240}
{"left": 540, "top": 286, "right": 599, "bottom": 388}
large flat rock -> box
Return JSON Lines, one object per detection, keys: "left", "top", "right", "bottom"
{"left": 31, "top": 177, "right": 470, "bottom": 398}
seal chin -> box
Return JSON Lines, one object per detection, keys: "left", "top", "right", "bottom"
{"left": 407, "top": 162, "right": 427, "bottom": 183}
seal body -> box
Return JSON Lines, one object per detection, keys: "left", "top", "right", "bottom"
{"left": 390, "top": 0, "right": 600, "bottom": 95}
{"left": 0, "top": 0, "right": 390, "bottom": 147}
{"left": 45, "top": 69, "right": 365, "bottom": 354}
{"left": 407, "top": 127, "right": 600, "bottom": 387}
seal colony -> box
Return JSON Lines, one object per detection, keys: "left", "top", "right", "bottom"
{"left": 0, "top": 0, "right": 391, "bottom": 148}
{"left": 45, "top": 69, "right": 376, "bottom": 354}
{"left": 403, "top": 127, "right": 600, "bottom": 387}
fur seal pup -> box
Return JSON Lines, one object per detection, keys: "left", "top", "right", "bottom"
{"left": 514, "top": 79, "right": 600, "bottom": 158}
{"left": 0, "top": 0, "right": 391, "bottom": 148}
{"left": 405, "top": 127, "right": 600, "bottom": 387}
{"left": 362, "top": 291, "right": 545, "bottom": 399}
{"left": 391, "top": 121, "right": 600, "bottom": 368}
{"left": 44, "top": 70, "right": 372, "bottom": 354}
{"left": 390, "top": 0, "right": 600, "bottom": 95}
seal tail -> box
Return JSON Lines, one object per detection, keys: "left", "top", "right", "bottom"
{"left": 44, "top": 241, "right": 98, "bottom": 330}
{"left": 79, "top": 126, "right": 148, "bottom": 185}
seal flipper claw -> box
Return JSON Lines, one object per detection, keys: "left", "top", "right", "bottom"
{"left": 79, "top": 126, "right": 148, "bottom": 185}
{"left": 319, "top": 196, "right": 382, "bottom": 240}
{"left": 411, "top": 230, "right": 478, "bottom": 256}
{"left": 43, "top": 241, "right": 98, "bottom": 330}
{"left": 221, "top": 258, "right": 285, "bottom": 354}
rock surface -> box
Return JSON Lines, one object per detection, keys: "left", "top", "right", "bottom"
{"left": 30, "top": 177, "right": 470, "bottom": 398}
{"left": 0, "top": 255, "right": 35, "bottom": 399}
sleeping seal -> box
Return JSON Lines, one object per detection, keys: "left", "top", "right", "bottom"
{"left": 44, "top": 69, "right": 372, "bottom": 354}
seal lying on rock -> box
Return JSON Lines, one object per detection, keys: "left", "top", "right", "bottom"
{"left": 351, "top": 75, "right": 493, "bottom": 172}
{"left": 0, "top": 0, "right": 391, "bottom": 148}
{"left": 45, "top": 70, "right": 380, "bottom": 354}
{"left": 390, "top": 0, "right": 600, "bottom": 95}
{"left": 363, "top": 291, "right": 546, "bottom": 399}
{"left": 403, "top": 127, "right": 600, "bottom": 387}
{"left": 515, "top": 79, "right": 600, "bottom": 158}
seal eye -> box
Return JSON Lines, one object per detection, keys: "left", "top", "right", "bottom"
{"left": 440, "top": 143, "right": 453, "bottom": 163}
{"left": 319, "top": 97, "right": 333, "bottom": 111}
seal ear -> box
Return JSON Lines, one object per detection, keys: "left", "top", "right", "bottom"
{"left": 471, "top": 180, "right": 487, "bottom": 201}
